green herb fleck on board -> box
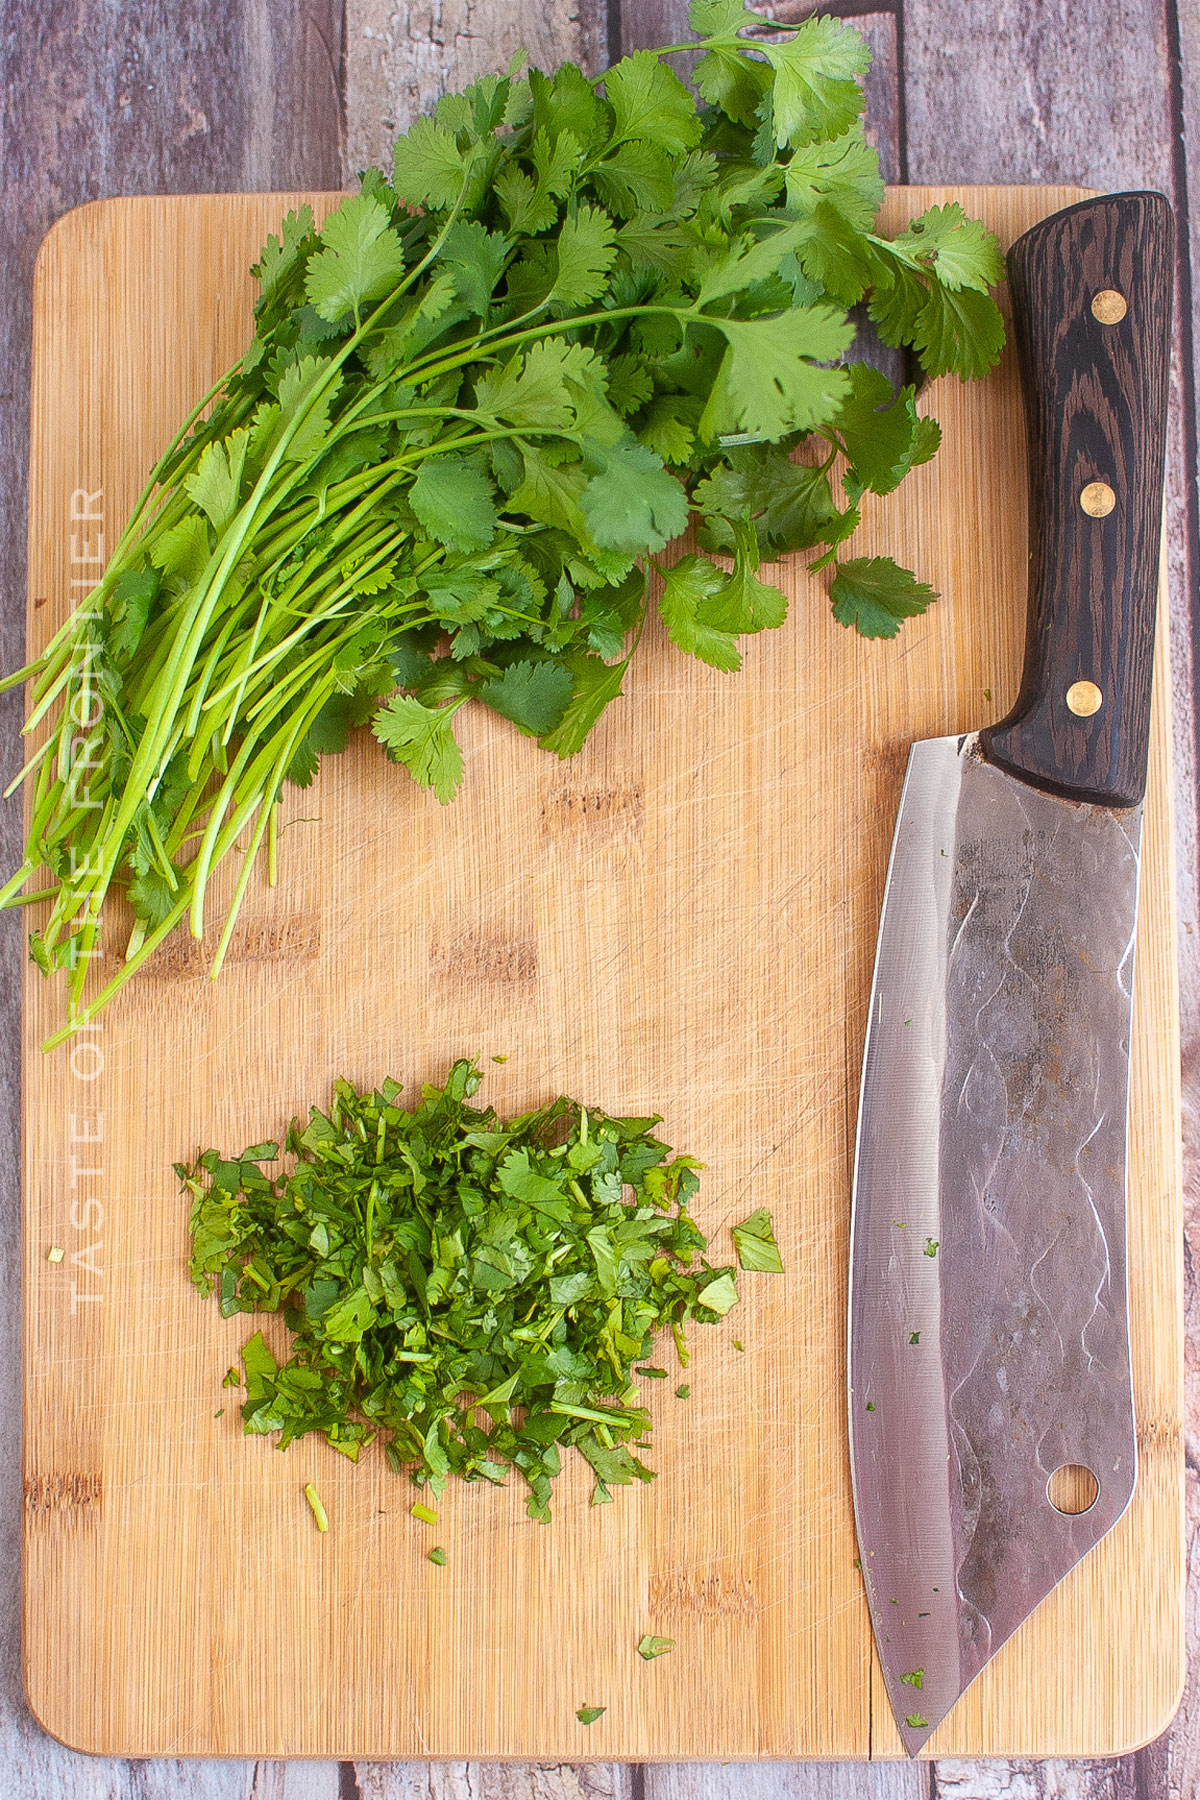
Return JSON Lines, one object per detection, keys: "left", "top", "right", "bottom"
{"left": 46, "top": 1246, "right": 64, "bottom": 1263}
{"left": 577, "top": 1706, "right": 606, "bottom": 1726}
{"left": 675, "top": 1384, "right": 690, "bottom": 1400}
{"left": 865, "top": 1401, "right": 875, "bottom": 1411}
{"left": 304, "top": 1484, "right": 329, "bottom": 1532}
{"left": 638, "top": 1635, "right": 675, "bottom": 1660}
{"left": 924, "top": 1238, "right": 940, "bottom": 1258}
{"left": 411, "top": 1502, "right": 439, "bottom": 1526}
{"left": 909, "top": 1331, "right": 920, "bottom": 1345}
{"left": 900, "top": 1668, "right": 924, "bottom": 1688}
{"left": 731, "top": 1207, "right": 783, "bottom": 1273}
{"left": 906, "top": 1713, "right": 929, "bottom": 1730}
{"left": 222, "top": 1367, "right": 240, "bottom": 1388}
{"left": 428, "top": 1547, "right": 447, "bottom": 1565}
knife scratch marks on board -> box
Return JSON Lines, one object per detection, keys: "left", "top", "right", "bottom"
{"left": 540, "top": 784, "right": 644, "bottom": 836}
{"left": 649, "top": 1566, "right": 760, "bottom": 1619}
{"left": 102, "top": 913, "right": 321, "bottom": 978}
{"left": 25, "top": 1471, "right": 102, "bottom": 1514}
{"left": 429, "top": 927, "right": 538, "bottom": 984}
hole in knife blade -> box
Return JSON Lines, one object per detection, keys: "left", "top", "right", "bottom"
{"left": 1046, "top": 1463, "right": 1100, "bottom": 1515}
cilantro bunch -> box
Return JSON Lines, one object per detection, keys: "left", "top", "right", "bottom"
{"left": 2, "top": 0, "right": 1004, "bottom": 1044}
{"left": 183, "top": 1059, "right": 760, "bottom": 1519}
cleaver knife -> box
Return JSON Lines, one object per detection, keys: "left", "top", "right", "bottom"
{"left": 848, "top": 191, "right": 1173, "bottom": 1756}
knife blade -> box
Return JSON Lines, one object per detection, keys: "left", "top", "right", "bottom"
{"left": 847, "top": 191, "right": 1173, "bottom": 1757}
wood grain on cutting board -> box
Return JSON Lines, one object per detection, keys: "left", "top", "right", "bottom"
{"left": 21, "top": 186, "right": 1183, "bottom": 1761}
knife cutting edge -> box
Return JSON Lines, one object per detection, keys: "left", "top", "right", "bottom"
{"left": 847, "top": 192, "right": 1173, "bottom": 1756}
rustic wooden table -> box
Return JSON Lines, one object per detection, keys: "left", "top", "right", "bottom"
{"left": 1, "top": 2, "right": 1196, "bottom": 1795}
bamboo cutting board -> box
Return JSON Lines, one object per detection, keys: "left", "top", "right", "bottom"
{"left": 22, "top": 186, "right": 1183, "bottom": 1761}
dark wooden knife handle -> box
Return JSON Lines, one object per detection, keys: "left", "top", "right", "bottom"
{"left": 980, "top": 192, "right": 1173, "bottom": 808}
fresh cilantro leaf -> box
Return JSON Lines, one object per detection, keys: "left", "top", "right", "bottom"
{"left": 495, "top": 166, "right": 559, "bottom": 237}
{"left": 274, "top": 356, "right": 343, "bottom": 463}
{"left": 107, "top": 568, "right": 159, "bottom": 664}
{"left": 700, "top": 528, "right": 787, "bottom": 635}
{"left": 539, "top": 647, "right": 633, "bottom": 757}
{"left": 637, "top": 1635, "right": 676, "bottom": 1659}
{"left": 830, "top": 556, "right": 938, "bottom": 639}
{"left": 784, "top": 129, "right": 884, "bottom": 233}
{"left": 581, "top": 440, "right": 689, "bottom": 554}
{"left": 795, "top": 201, "right": 874, "bottom": 305}
{"left": 127, "top": 865, "right": 176, "bottom": 929}
{"left": 183, "top": 430, "right": 249, "bottom": 535}
{"left": 409, "top": 456, "right": 498, "bottom": 552}
{"left": 476, "top": 339, "right": 602, "bottom": 431}
{"left": 695, "top": 220, "right": 809, "bottom": 306}
{"left": 305, "top": 195, "right": 407, "bottom": 322}
{"left": 530, "top": 62, "right": 606, "bottom": 152}
{"left": 900, "top": 1668, "right": 925, "bottom": 1689}
{"left": 911, "top": 282, "right": 1006, "bottom": 381}
{"left": 637, "top": 395, "right": 697, "bottom": 466}
{"left": 694, "top": 448, "right": 845, "bottom": 557}
{"left": 689, "top": 0, "right": 756, "bottom": 36}
{"left": 372, "top": 695, "right": 465, "bottom": 801}
{"left": 698, "top": 306, "right": 854, "bottom": 443}
{"left": 731, "top": 1207, "right": 783, "bottom": 1272}
{"left": 440, "top": 220, "right": 512, "bottom": 315}
{"left": 658, "top": 555, "right": 742, "bottom": 671}
{"left": 591, "top": 141, "right": 676, "bottom": 217}
{"left": 550, "top": 204, "right": 619, "bottom": 310}
{"left": 695, "top": 43, "right": 772, "bottom": 129}
{"left": 252, "top": 205, "right": 316, "bottom": 306}
{"left": 759, "top": 15, "right": 870, "bottom": 148}
{"left": 835, "top": 364, "right": 926, "bottom": 496}
{"left": 605, "top": 51, "right": 702, "bottom": 156}
{"left": 478, "top": 659, "right": 574, "bottom": 735}
{"left": 392, "top": 114, "right": 470, "bottom": 210}
{"left": 890, "top": 203, "right": 1005, "bottom": 294}
{"left": 509, "top": 445, "right": 590, "bottom": 540}
{"left": 577, "top": 1706, "right": 606, "bottom": 1726}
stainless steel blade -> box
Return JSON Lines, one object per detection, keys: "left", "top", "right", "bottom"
{"left": 848, "top": 732, "right": 1141, "bottom": 1755}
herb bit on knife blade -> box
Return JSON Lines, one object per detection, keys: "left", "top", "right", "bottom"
{"left": 182, "top": 1059, "right": 782, "bottom": 1520}
{"left": 4, "top": 1, "right": 1004, "bottom": 1047}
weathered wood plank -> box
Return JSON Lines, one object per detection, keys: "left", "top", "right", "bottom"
{"left": 0, "top": 3, "right": 342, "bottom": 1796}
{"left": 643, "top": 1765, "right": 929, "bottom": 1800}
{"left": 342, "top": 0, "right": 609, "bottom": 180}
{"left": 903, "top": 1, "right": 1197, "bottom": 1794}
{"left": 350, "top": 1765, "right": 634, "bottom": 1798}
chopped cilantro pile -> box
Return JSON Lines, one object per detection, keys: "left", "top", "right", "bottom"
{"left": 183, "top": 1059, "right": 780, "bottom": 1519}
{"left": 4, "top": 1, "right": 1004, "bottom": 1043}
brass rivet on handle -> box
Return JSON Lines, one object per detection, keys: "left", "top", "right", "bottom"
{"left": 1066, "top": 680, "right": 1104, "bottom": 717}
{"left": 1080, "top": 480, "right": 1116, "bottom": 517}
{"left": 1091, "top": 288, "right": 1128, "bottom": 324}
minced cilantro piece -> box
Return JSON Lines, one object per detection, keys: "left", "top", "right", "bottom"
{"left": 637, "top": 1635, "right": 675, "bottom": 1660}
{"left": 577, "top": 1706, "right": 606, "bottom": 1726}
